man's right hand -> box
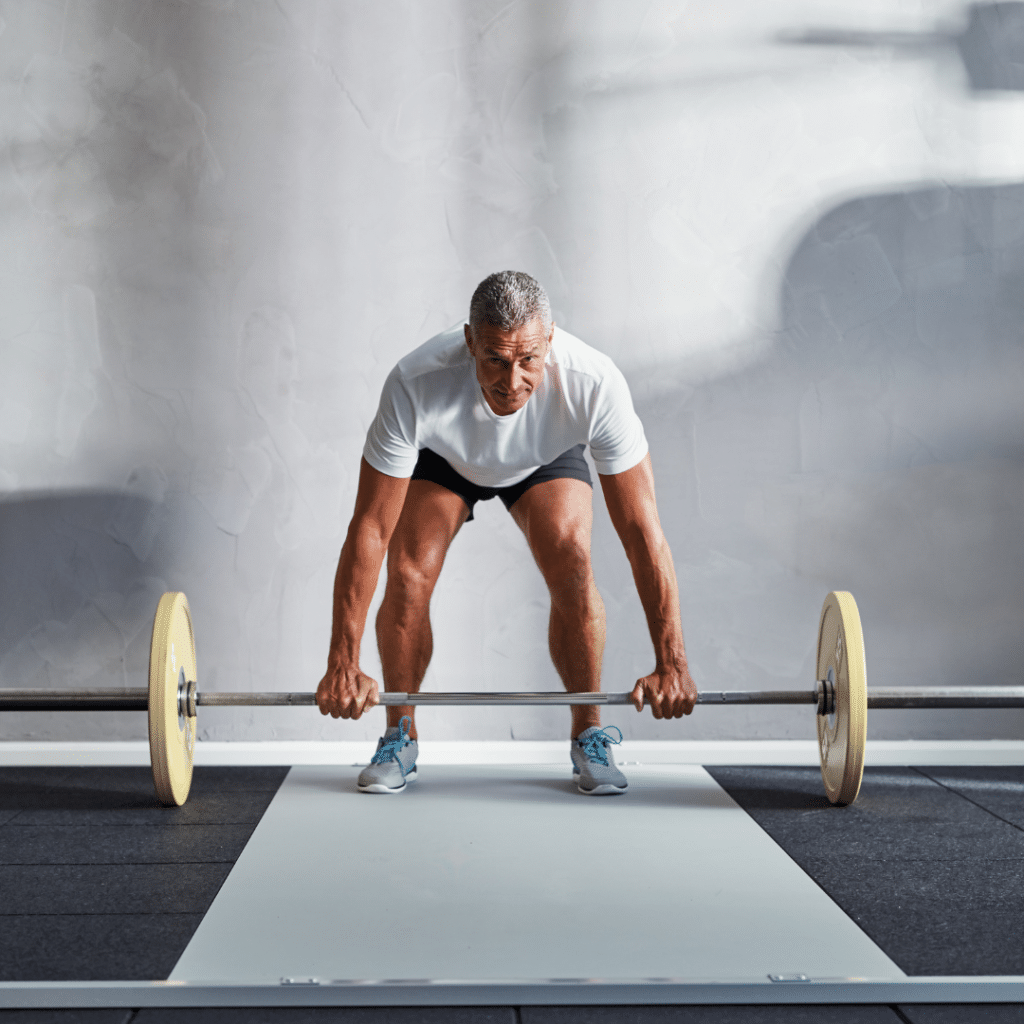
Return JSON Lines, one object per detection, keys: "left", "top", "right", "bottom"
{"left": 316, "top": 664, "right": 380, "bottom": 719}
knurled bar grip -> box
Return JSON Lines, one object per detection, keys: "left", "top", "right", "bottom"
{"left": 196, "top": 690, "right": 821, "bottom": 706}
{"left": 5, "top": 686, "right": 1024, "bottom": 710}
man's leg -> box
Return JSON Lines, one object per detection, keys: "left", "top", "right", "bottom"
{"left": 509, "top": 477, "right": 605, "bottom": 738}
{"left": 375, "top": 479, "right": 470, "bottom": 739}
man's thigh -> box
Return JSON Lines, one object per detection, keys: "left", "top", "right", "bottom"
{"left": 388, "top": 479, "right": 471, "bottom": 575}
{"left": 509, "top": 476, "right": 594, "bottom": 574}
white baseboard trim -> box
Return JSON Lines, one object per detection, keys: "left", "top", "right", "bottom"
{"left": 2, "top": 739, "right": 1024, "bottom": 767}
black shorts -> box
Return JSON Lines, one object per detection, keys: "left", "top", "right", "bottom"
{"left": 411, "top": 445, "right": 592, "bottom": 521}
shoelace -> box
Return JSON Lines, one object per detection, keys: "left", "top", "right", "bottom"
{"left": 370, "top": 715, "right": 413, "bottom": 768}
{"left": 578, "top": 725, "right": 623, "bottom": 766}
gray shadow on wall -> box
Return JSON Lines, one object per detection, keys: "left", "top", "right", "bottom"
{"left": 606, "top": 3, "right": 1024, "bottom": 738}
{"left": 0, "top": 3, "right": 228, "bottom": 723}
{"left": 780, "top": 1, "right": 1024, "bottom": 92}
{"left": 633, "top": 178, "right": 1024, "bottom": 735}
{"left": 0, "top": 492, "right": 172, "bottom": 698}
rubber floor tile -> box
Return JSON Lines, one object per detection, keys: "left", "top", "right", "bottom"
{"left": 186, "top": 767, "right": 292, "bottom": 793}
{"left": 706, "top": 767, "right": 1024, "bottom": 860}
{"left": 0, "top": 770, "right": 75, "bottom": 815}
{"left": 918, "top": 767, "right": 1024, "bottom": 831}
{"left": 0, "top": 769, "right": 75, "bottom": 789}
{"left": 707, "top": 766, "right": 1024, "bottom": 975}
{"left": 900, "top": 1005, "right": 1024, "bottom": 1023}
{"left": 0, "top": 766, "right": 284, "bottom": 826}
{"left": 0, "top": 862, "right": 233, "bottom": 914}
{"left": 5, "top": 766, "right": 289, "bottom": 798}
{"left": 0, "top": 914, "right": 204, "bottom": 980}
{"left": 0, "top": 1011, "right": 135, "bottom": 1023}
{"left": 0, "top": 824, "right": 258, "bottom": 865}
{"left": 796, "top": 856, "right": 1024, "bottom": 909}
{"left": 860, "top": 902, "right": 1024, "bottom": 974}
{"left": 133, "top": 1008, "right": 517, "bottom": 1023}
{"left": 791, "top": 880, "right": 1024, "bottom": 974}
{"left": 34, "top": 768, "right": 158, "bottom": 794}
{"left": 10, "top": 790, "right": 278, "bottom": 826}
{"left": 521, "top": 1006, "right": 904, "bottom": 1023}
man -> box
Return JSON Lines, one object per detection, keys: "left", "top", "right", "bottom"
{"left": 316, "top": 271, "right": 697, "bottom": 794}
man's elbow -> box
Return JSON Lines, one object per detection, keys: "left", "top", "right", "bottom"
{"left": 619, "top": 518, "right": 668, "bottom": 565}
{"left": 344, "top": 515, "right": 391, "bottom": 561}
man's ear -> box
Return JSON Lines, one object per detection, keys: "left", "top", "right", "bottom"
{"left": 464, "top": 323, "right": 474, "bottom": 354}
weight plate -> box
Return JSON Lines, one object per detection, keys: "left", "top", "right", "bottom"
{"left": 148, "top": 592, "right": 197, "bottom": 806}
{"left": 816, "top": 591, "right": 867, "bottom": 806}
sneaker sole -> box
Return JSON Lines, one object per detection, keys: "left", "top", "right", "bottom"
{"left": 573, "top": 770, "right": 626, "bottom": 795}
{"left": 358, "top": 767, "right": 417, "bottom": 794}
{"left": 577, "top": 781, "right": 627, "bottom": 795}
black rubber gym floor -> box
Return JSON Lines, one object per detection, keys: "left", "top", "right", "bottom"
{"left": 0, "top": 766, "right": 289, "bottom": 981}
{"left": 707, "top": 765, "right": 1024, "bottom": 977}
{"left": 2, "top": 765, "right": 1023, "bottom": 1023}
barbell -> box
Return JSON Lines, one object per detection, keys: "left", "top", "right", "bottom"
{"left": 2, "top": 590, "right": 1023, "bottom": 808}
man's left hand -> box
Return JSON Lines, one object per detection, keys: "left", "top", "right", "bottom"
{"left": 631, "top": 663, "right": 698, "bottom": 718}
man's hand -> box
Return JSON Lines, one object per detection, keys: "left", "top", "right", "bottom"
{"left": 316, "top": 663, "right": 380, "bottom": 719}
{"left": 630, "top": 662, "right": 698, "bottom": 718}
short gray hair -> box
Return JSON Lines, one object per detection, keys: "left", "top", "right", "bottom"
{"left": 468, "top": 271, "right": 551, "bottom": 333}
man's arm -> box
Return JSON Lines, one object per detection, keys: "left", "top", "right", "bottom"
{"left": 316, "top": 458, "right": 410, "bottom": 719}
{"left": 599, "top": 454, "right": 698, "bottom": 717}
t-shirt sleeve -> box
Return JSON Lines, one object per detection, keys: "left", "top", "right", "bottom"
{"left": 588, "top": 362, "right": 649, "bottom": 476}
{"left": 362, "top": 366, "right": 420, "bottom": 478}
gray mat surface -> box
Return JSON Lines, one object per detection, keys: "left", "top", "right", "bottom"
{"left": 169, "top": 765, "right": 901, "bottom": 984}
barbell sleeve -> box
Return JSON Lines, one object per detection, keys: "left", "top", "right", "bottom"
{"left": 0, "top": 688, "right": 150, "bottom": 712}
{"left": 867, "top": 686, "right": 1024, "bottom": 709}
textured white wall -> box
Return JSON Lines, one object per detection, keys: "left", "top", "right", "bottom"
{"left": 1, "top": 0, "right": 1022, "bottom": 743}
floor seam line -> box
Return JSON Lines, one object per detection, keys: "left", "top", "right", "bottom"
{"left": 0, "top": 859, "right": 239, "bottom": 861}
{"left": 0, "top": 911, "right": 209, "bottom": 916}
{"left": 914, "top": 766, "right": 1024, "bottom": 835}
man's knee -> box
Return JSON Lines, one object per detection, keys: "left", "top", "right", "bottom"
{"left": 536, "top": 528, "right": 594, "bottom": 604}
{"left": 385, "top": 545, "right": 444, "bottom": 603}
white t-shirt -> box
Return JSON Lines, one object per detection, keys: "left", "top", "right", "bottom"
{"left": 363, "top": 324, "right": 648, "bottom": 488}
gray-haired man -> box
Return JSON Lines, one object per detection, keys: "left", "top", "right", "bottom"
{"left": 316, "top": 271, "right": 697, "bottom": 794}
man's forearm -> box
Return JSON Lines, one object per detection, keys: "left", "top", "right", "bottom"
{"left": 624, "top": 529, "right": 688, "bottom": 671}
{"left": 327, "top": 525, "right": 388, "bottom": 668}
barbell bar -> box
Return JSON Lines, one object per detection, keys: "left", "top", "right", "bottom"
{"left": 7, "top": 687, "right": 1024, "bottom": 711}
{"left": 2, "top": 590, "right": 1022, "bottom": 809}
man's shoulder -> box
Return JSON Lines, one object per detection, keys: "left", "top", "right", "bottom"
{"left": 551, "top": 326, "right": 620, "bottom": 382}
{"left": 394, "top": 324, "right": 470, "bottom": 382}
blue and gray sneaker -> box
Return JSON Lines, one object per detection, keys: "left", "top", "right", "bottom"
{"left": 358, "top": 716, "right": 418, "bottom": 794}
{"left": 571, "top": 725, "right": 628, "bottom": 795}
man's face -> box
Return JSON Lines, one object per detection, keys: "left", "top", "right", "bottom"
{"left": 464, "top": 318, "right": 554, "bottom": 416}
